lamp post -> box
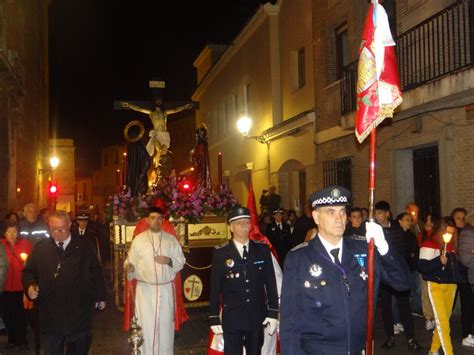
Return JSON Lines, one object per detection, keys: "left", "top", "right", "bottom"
{"left": 236, "top": 116, "right": 270, "bottom": 185}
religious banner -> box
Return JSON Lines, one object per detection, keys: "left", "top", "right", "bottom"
{"left": 355, "top": 1, "right": 402, "bottom": 143}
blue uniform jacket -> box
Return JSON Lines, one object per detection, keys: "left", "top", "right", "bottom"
{"left": 280, "top": 235, "right": 409, "bottom": 355}
{"left": 208, "top": 239, "right": 279, "bottom": 331}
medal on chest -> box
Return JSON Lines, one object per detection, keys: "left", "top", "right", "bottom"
{"left": 355, "top": 254, "right": 368, "bottom": 281}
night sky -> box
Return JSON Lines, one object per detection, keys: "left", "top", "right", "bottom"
{"left": 49, "top": 0, "right": 263, "bottom": 177}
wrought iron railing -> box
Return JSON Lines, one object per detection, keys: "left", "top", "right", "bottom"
{"left": 340, "top": 61, "right": 358, "bottom": 115}
{"left": 340, "top": 0, "right": 473, "bottom": 115}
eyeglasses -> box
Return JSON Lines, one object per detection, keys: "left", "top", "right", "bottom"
{"left": 51, "top": 228, "right": 70, "bottom": 233}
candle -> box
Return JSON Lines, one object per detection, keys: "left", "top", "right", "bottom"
{"left": 19, "top": 252, "right": 28, "bottom": 262}
{"left": 442, "top": 232, "right": 453, "bottom": 255}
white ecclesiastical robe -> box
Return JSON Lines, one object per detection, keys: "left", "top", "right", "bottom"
{"left": 127, "top": 229, "right": 185, "bottom": 355}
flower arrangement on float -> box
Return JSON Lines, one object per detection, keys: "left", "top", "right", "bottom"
{"left": 105, "top": 177, "right": 238, "bottom": 224}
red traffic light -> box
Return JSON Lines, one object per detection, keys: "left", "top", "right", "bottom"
{"left": 48, "top": 182, "right": 59, "bottom": 197}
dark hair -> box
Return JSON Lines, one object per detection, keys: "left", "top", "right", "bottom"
{"left": 396, "top": 212, "right": 410, "bottom": 222}
{"left": 374, "top": 200, "right": 391, "bottom": 212}
{"left": 421, "top": 214, "right": 440, "bottom": 242}
{"left": 349, "top": 207, "right": 362, "bottom": 215}
{"left": 4, "top": 222, "right": 19, "bottom": 232}
{"left": 450, "top": 207, "right": 467, "bottom": 217}
{"left": 5, "top": 212, "right": 19, "bottom": 221}
{"left": 432, "top": 216, "right": 457, "bottom": 249}
{"left": 287, "top": 209, "right": 297, "bottom": 218}
{"left": 147, "top": 206, "right": 164, "bottom": 216}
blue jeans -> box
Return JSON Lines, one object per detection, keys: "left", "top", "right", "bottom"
{"left": 409, "top": 271, "right": 422, "bottom": 314}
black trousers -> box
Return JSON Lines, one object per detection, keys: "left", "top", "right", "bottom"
{"left": 223, "top": 328, "right": 263, "bottom": 355}
{"left": 379, "top": 285, "right": 415, "bottom": 339}
{"left": 458, "top": 282, "right": 474, "bottom": 338}
{"left": 1, "top": 291, "right": 27, "bottom": 346}
{"left": 42, "top": 331, "right": 91, "bottom": 355}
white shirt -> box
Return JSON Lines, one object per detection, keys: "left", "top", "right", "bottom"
{"left": 56, "top": 235, "right": 72, "bottom": 250}
{"left": 318, "top": 234, "right": 343, "bottom": 264}
{"left": 78, "top": 228, "right": 86, "bottom": 235}
{"left": 233, "top": 239, "right": 250, "bottom": 259}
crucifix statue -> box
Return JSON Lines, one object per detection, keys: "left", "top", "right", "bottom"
{"left": 116, "top": 80, "right": 195, "bottom": 195}
{"left": 121, "top": 98, "right": 193, "bottom": 169}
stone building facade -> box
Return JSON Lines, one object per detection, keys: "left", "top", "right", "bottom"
{"left": 0, "top": 0, "right": 50, "bottom": 213}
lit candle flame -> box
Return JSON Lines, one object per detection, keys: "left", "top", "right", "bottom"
{"left": 19, "top": 252, "right": 28, "bottom": 261}
{"left": 442, "top": 232, "right": 453, "bottom": 244}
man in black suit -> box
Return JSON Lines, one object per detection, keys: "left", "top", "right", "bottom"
{"left": 266, "top": 207, "right": 292, "bottom": 266}
{"left": 209, "top": 206, "right": 279, "bottom": 355}
{"left": 71, "top": 213, "right": 101, "bottom": 261}
{"left": 22, "top": 210, "right": 106, "bottom": 355}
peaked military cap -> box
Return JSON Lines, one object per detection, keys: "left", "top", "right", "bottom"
{"left": 308, "top": 186, "right": 351, "bottom": 208}
{"left": 227, "top": 206, "right": 251, "bottom": 223}
{"left": 272, "top": 207, "right": 284, "bottom": 215}
{"left": 76, "top": 213, "right": 89, "bottom": 220}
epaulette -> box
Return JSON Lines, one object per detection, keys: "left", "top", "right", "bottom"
{"left": 214, "top": 241, "right": 229, "bottom": 249}
{"left": 291, "top": 242, "right": 308, "bottom": 251}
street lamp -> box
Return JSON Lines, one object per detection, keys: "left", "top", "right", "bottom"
{"left": 236, "top": 115, "right": 270, "bottom": 184}
{"left": 49, "top": 156, "right": 60, "bottom": 170}
{"left": 38, "top": 156, "right": 60, "bottom": 175}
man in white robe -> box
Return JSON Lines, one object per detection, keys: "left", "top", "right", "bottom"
{"left": 125, "top": 206, "right": 185, "bottom": 355}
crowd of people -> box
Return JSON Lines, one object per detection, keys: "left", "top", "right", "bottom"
{"left": 0, "top": 203, "right": 109, "bottom": 354}
{"left": 207, "top": 185, "right": 474, "bottom": 355}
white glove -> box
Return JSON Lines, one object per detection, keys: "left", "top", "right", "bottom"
{"left": 211, "top": 325, "right": 223, "bottom": 334}
{"left": 262, "top": 317, "right": 278, "bottom": 335}
{"left": 365, "top": 222, "right": 389, "bottom": 255}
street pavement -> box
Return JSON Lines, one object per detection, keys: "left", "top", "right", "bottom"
{"left": 0, "top": 270, "right": 471, "bottom": 354}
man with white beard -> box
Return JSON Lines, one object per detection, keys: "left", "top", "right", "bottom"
{"left": 125, "top": 206, "right": 185, "bottom": 354}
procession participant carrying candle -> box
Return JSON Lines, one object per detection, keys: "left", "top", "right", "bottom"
{"left": 418, "top": 216, "right": 462, "bottom": 355}
{"left": 0, "top": 222, "right": 22, "bottom": 348}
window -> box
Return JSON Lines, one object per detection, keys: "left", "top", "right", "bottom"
{"left": 291, "top": 47, "right": 306, "bottom": 90}
{"left": 323, "top": 157, "right": 352, "bottom": 190}
{"left": 335, "top": 24, "right": 349, "bottom": 80}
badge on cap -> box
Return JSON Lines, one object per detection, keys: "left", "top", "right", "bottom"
{"left": 331, "top": 188, "right": 341, "bottom": 199}
{"left": 225, "top": 259, "right": 235, "bottom": 268}
{"left": 309, "top": 264, "right": 322, "bottom": 277}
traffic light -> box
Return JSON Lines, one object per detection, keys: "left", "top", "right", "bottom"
{"left": 48, "top": 182, "right": 59, "bottom": 199}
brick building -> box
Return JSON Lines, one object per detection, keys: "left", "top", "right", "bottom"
{"left": 0, "top": 0, "right": 50, "bottom": 213}
{"left": 312, "top": 0, "right": 474, "bottom": 217}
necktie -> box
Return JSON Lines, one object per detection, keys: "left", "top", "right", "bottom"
{"left": 278, "top": 224, "right": 282, "bottom": 230}
{"left": 243, "top": 245, "right": 249, "bottom": 260}
{"left": 58, "top": 242, "right": 64, "bottom": 256}
{"left": 330, "top": 248, "right": 342, "bottom": 266}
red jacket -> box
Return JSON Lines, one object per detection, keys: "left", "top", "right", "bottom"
{"left": 1, "top": 238, "right": 32, "bottom": 291}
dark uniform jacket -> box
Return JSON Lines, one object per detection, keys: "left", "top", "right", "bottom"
{"left": 22, "top": 236, "right": 106, "bottom": 335}
{"left": 209, "top": 239, "right": 279, "bottom": 331}
{"left": 281, "top": 235, "right": 409, "bottom": 355}
{"left": 71, "top": 225, "right": 101, "bottom": 259}
{"left": 266, "top": 222, "right": 292, "bottom": 266}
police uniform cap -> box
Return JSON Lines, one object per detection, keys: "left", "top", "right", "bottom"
{"left": 308, "top": 186, "right": 351, "bottom": 208}
{"left": 76, "top": 213, "right": 89, "bottom": 220}
{"left": 227, "top": 206, "right": 251, "bottom": 223}
{"left": 272, "top": 207, "right": 284, "bottom": 215}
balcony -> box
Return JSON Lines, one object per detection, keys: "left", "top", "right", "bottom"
{"left": 340, "top": 0, "right": 473, "bottom": 115}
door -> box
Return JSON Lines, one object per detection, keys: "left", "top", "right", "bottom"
{"left": 413, "top": 146, "right": 440, "bottom": 219}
